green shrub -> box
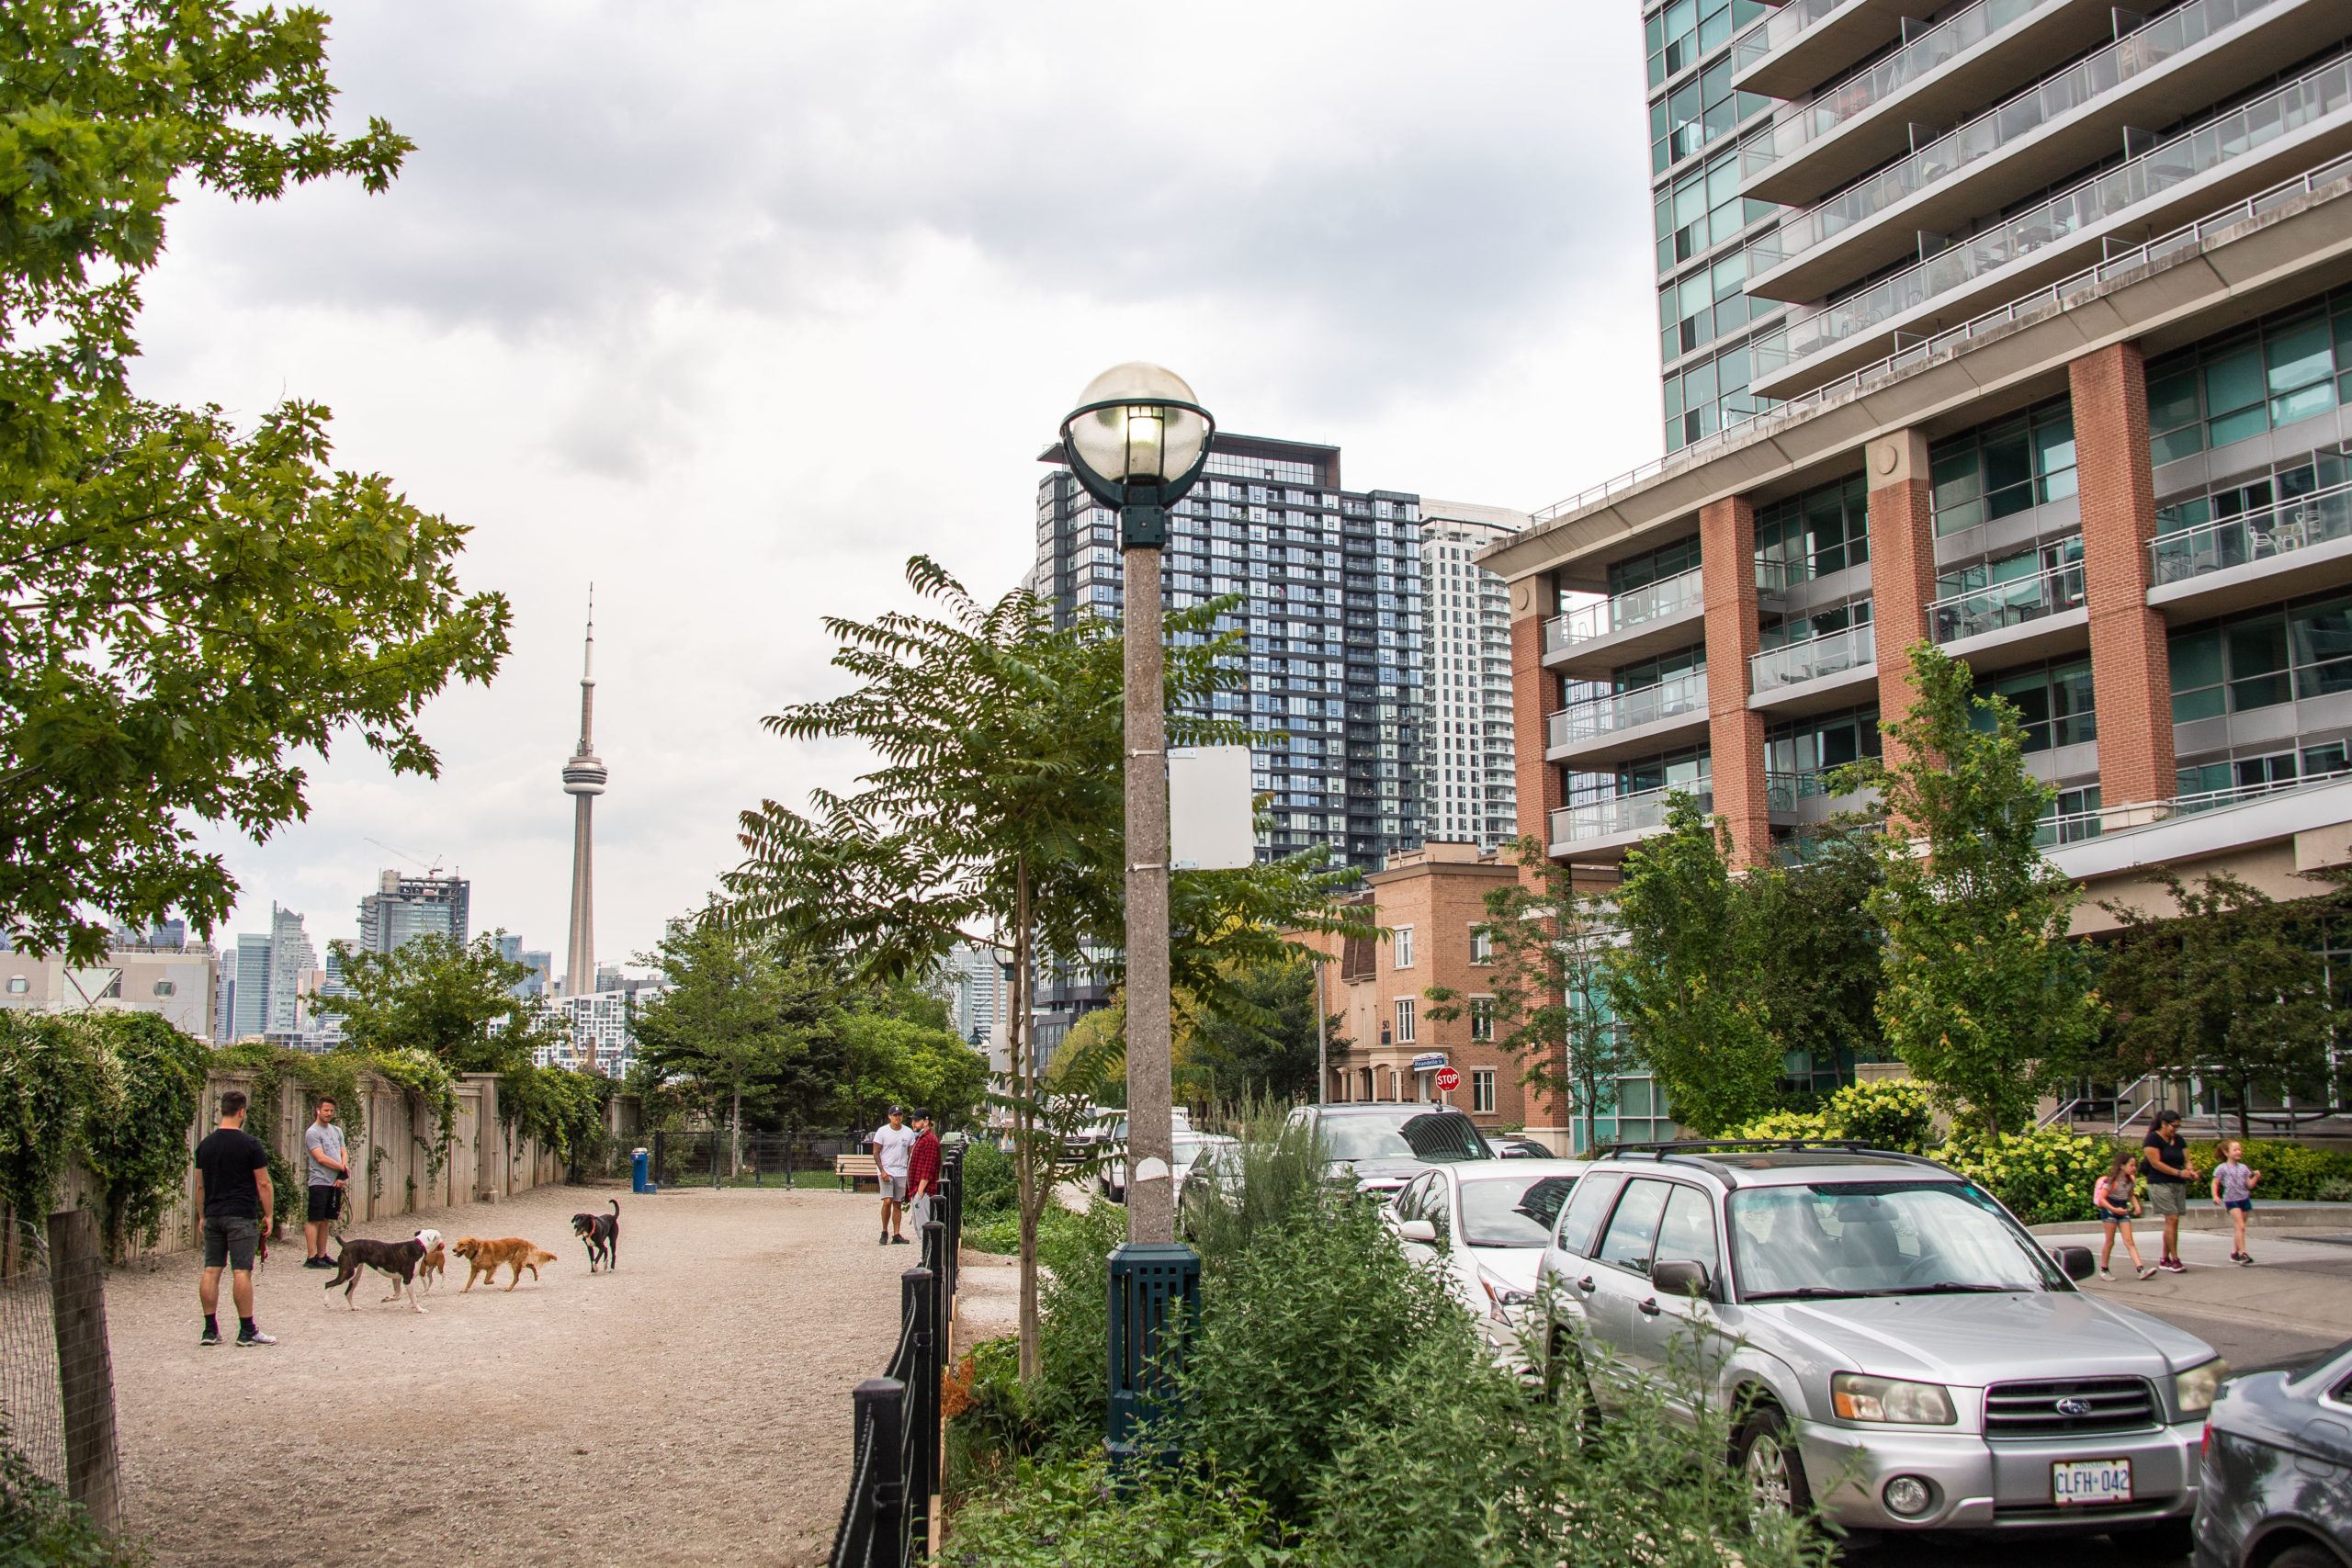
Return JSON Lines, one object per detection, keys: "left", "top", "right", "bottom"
{"left": 1940, "top": 1127, "right": 2114, "bottom": 1224}
{"left": 1027, "top": 1200, "right": 1127, "bottom": 1451}
{"left": 958, "top": 1136, "right": 1018, "bottom": 1219}
{"left": 1721, "top": 1109, "right": 1832, "bottom": 1142}
{"left": 1826, "top": 1078, "right": 1938, "bottom": 1152}
{"left": 2184, "top": 1139, "right": 2352, "bottom": 1201}
{"left": 2317, "top": 1176, "right": 2352, "bottom": 1203}
{"left": 944, "top": 1457, "right": 1315, "bottom": 1568}
{"left": 0, "top": 1421, "right": 147, "bottom": 1566}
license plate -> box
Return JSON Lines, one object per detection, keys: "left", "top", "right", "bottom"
{"left": 2051, "top": 1459, "right": 2132, "bottom": 1506}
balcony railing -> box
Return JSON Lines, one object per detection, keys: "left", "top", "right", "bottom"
{"left": 1756, "top": 53, "right": 2352, "bottom": 379}
{"left": 1751, "top": 622, "right": 1875, "bottom": 693}
{"left": 1930, "top": 559, "right": 2085, "bottom": 643}
{"left": 1751, "top": 0, "right": 2286, "bottom": 272}
{"left": 1746, "top": 0, "right": 2063, "bottom": 177}
{"left": 2151, "top": 478, "right": 2352, "bottom": 584}
{"left": 1551, "top": 785, "right": 1713, "bottom": 846}
{"left": 1541, "top": 567, "right": 1705, "bottom": 654}
{"left": 1731, "top": 0, "right": 1855, "bottom": 79}
{"left": 1546, "top": 671, "right": 1709, "bottom": 748}
{"left": 1766, "top": 769, "right": 1870, "bottom": 810}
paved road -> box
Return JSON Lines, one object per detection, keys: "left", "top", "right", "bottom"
{"left": 1848, "top": 1226, "right": 2351, "bottom": 1566}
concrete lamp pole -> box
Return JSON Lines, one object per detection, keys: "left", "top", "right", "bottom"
{"left": 1059, "top": 363, "right": 1214, "bottom": 1470}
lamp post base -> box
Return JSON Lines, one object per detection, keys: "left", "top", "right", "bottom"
{"left": 1105, "top": 1241, "right": 1201, "bottom": 1474}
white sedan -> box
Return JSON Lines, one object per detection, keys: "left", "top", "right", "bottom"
{"left": 1389, "top": 1159, "right": 1583, "bottom": 1357}
{"left": 1099, "top": 1128, "right": 1230, "bottom": 1205}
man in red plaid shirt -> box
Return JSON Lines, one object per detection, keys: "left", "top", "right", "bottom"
{"left": 905, "top": 1111, "right": 943, "bottom": 1237}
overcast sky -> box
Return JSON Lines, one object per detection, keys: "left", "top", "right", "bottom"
{"left": 140, "top": 0, "right": 1661, "bottom": 975}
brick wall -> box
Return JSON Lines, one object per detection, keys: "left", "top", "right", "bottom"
{"left": 2072, "top": 343, "right": 2175, "bottom": 811}
{"left": 1865, "top": 431, "right": 1937, "bottom": 770}
{"left": 1510, "top": 587, "right": 1560, "bottom": 853}
{"left": 1701, "top": 494, "right": 1769, "bottom": 865}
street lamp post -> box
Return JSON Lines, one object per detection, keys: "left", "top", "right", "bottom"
{"left": 1060, "top": 363, "right": 1214, "bottom": 1469}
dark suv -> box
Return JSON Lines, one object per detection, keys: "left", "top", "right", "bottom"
{"left": 1283, "top": 1102, "right": 1493, "bottom": 1198}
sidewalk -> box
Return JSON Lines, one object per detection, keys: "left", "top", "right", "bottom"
{"left": 2035, "top": 1222, "right": 2352, "bottom": 1370}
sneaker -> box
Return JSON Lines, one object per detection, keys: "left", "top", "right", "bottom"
{"left": 199, "top": 1329, "right": 221, "bottom": 1348}
{"left": 2238, "top": 1252, "right": 2255, "bottom": 1266}
{"left": 878, "top": 1231, "right": 889, "bottom": 1247}
{"left": 302, "top": 1256, "right": 332, "bottom": 1269}
{"left": 890, "top": 1234, "right": 910, "bottom": 1245}
{"left": 234, "top": 1330, "right": 277, "bottom": 1347}
{"left": 2161, "top": 1258, "right": 2187, "bottom": 1273}
{"left": 2098, "top": 1268, "right": 2114, "bottom": 1281}
{"left": 2137, "top": 1264, "right": 2160, "bottom": 1280}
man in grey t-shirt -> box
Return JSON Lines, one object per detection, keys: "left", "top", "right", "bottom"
{"left": 301, "top": 1098, "right": 350, "bottom": 1269}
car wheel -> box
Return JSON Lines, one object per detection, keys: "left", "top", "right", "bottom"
{"left": 2107, "top": 1519, "right": 2195, "bottom": 1558}
{"left": 1543, "top": 1323, "right": 1603, "bottom": 1432}
{"left": 1732, "top": 1404, "right": 1813, "bottom": 1520}
{"left": 2259, "top": 1545, "right": 2341, "bottom": 1568}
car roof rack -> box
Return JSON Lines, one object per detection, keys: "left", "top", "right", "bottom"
{"left": 1603, "top": 1139, "right": 1959, "bottom": 1187}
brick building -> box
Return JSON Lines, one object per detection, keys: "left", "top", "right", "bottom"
{"left": 1296, "top": 841, "right": 1538, "bottom": 1135}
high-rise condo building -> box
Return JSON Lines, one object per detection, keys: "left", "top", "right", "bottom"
{"left": 357, "top": 870, "right": 470, "bottom": 953}
{"left": 1034, "top": 433, "right": 1434, "bottom": 872}
{"left": 1420, "top": 502, "right": 1527, "bottom": 851}
{"left": 1491, "top": 0, "right": 2352, "bottom": 1148}
{"left": 265, "top": 904, "right": 315, "bottom": 1036}
{"left": 232, "top": 932, "right": 272, "bottom": 1039}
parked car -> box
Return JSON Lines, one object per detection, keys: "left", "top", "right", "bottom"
{"left": 1099, "top": 1127, "right": 1232, "bottom": 1204}
{"left": 2194, "top": 1335, "right": 2352, "bottom": 1568}
{"left": 1283, "top": 1102, "right": 1494, "bottom": 1199}
{"left": 1538, "top": 1142, "right": 2221, "bottom": 1548}
{"left": 1389, "top": 1160, "right": 1582, "bottom": 1355}
{"left": 1490, "top": 1137, "right": 1555, "bottom": 1159}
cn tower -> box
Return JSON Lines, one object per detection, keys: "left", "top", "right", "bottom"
{"left": 561, "top": 592, "right": 606, "bottom": 997}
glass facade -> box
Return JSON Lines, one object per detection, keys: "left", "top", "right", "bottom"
{"left": 2149, "top": 287, "right": 2352, "bottom": 466}
{"left": 1754, "top": 474, "right": 1868, "bottom": 584}
{"left": 2169, "top": 592, "right": 2352, "bottom": 722}
{"left": 1928, "top": 398, "right": 2078, "bottom": 535}
{"left": 1972, "top": 658, "right": 2098, "bottom": 753}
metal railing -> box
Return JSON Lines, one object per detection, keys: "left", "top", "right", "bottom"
{"left": 1929, "top": 558, "right": 2085, "bottom": 643}
{"left": 1758, "top": 53, "right": 2352, "bottom": 378}
{"left": 1751, "top": 621, "right": 1874, "bottom": 692}
{"left": 1524, "top": 152, "right": 2352, "bottom": 531}
{"left": 1731, "top": 0, "right": 1856, "bottom": 79}
{"left": 1541, "top": 567, "right": 1704, "bottom": 654}
{"left": 1552, "top": 785, "right": 1713, "bottom": 845}
{"left": 1546, "top": 670, "right": 1709, "bottom": 747}
{"left": 1746, "top": 0, "right": 2063, "bottom": 175}
{"left": 2151, "top": 478, "right": 2352, "bottom": 584}
{"left": 1753, "top": 0, "right": 2286, "bottom": 270}
{"left": 831, "top": 1141, "right": 963, "bottom": 1568}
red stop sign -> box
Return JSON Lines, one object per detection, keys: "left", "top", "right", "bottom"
{"left": 1435, "top": 1066, "right": 1461, "bottom": 1093}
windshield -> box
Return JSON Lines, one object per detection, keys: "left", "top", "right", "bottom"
{"left": 1171, "top": 1136, "right": 1229, "bottom": 1174}
{"left": 1729, "top": 1181, "right": 2064, "bottom": 1299}
{"left": 1460, "top": 1175, "right": 1578, "bottom": 1247}
{"left": 1321, "top": 1111, "right": 1494, "bottom": 1164}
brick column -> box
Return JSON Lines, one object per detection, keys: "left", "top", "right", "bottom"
{"left": 1700, "top": 494, "right": 1770, "bottom": 866}
{"left": 2071, "top": 343, "right": 2174, "bottom": 816}
{"left": 1509, "top": 579, "right": 1561, "bottom": 857}
{"left": 1865, "top": 430, "right": 1938, "bottom": 768}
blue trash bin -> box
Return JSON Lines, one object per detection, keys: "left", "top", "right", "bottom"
{"left": 632, "top": 1146, "right": 656, "bottom": 1194}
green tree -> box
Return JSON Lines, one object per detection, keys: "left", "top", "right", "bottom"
{"left": 1183, "top": 958, "right": 1339, "bottom": 1106}
{"left": 1836, "top": 643, "right": 2102, "bottom": 1136}
{"left": 317, "top": 931, "right": 553, "bottom": 1076}
{"left": 837, "top": 1009, "right": 990, "bottom": 1129}
{"left": 1425, "top": 840, "right": 1639, "bottom": 1152}
{"left": 721, "top": 558, "right": 1362, "bottom": 1380}
{"left": 2099, "top": 871, "right": 2336, "bottom": 1137}
{"left": 0, "top": 1, "right": 510, "bottom": 963}
{"left": 1747, "top": 816, "right": 1887, "bottom": 1096}
{"left": 1605, "top": 795, "right": 1782, "bottom": 1134}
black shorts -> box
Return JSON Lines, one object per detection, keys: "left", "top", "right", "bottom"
{"left": 307, "top": 1185, "right": 343, "bottom": 1223}
{"left": 202, "top": 1215, "right": 258, "bottom": 1271}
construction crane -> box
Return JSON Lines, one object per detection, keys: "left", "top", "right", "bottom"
{"left": 365, "top": 837, "right": 446, "bottom": 879}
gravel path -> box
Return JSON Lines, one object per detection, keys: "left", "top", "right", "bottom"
{"left": 107, "top": 1183, "right": 910, "bottom": 1567}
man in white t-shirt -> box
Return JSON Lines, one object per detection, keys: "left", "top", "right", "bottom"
{"left": 870, "top": 1107, "right": 920, "bottom": 1247}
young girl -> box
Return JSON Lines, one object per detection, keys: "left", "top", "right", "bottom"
{"left": 2211, "top": 1140, "right": 2263, "bottom": 1265}
{"left": 2094, "top": 1147, "right": 2158, "bottom": 1281}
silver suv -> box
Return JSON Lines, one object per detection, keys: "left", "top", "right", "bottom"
{"left": 1538, "top": 1143, "right": 2223, "bottom": 1547}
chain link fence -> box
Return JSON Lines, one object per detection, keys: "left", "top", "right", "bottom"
{"left": 1, "top": 1212, "right": 119, "bottom": 1529}
{"left": 0, "top": 1228, "right": 66, "bottom": 1490}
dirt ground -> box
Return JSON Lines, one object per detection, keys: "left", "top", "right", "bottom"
{"left": 107, "top": 1183, "right": 920, "bottom": 1567}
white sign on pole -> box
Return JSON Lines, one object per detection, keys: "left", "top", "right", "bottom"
{"left": 1168, "top": 745, "right": 1255, "bottom": 870}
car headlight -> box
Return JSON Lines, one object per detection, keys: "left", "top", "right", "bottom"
{"left": 2175, "top": 1358, "right": 2230, "bottom": 1415}
{"left": 1832, "top": 1372, "right": 1957, "bottom": 1425}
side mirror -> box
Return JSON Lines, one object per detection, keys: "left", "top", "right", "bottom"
{"left": 2052, "top": 1245, "right": 2097, "bottom": 1281}
{"left": 1650, "top": 1258, "right": 1713, "bottom": 1300}
{"left": 1399, "top": 1219, "right": 1438, "bottom": 1244}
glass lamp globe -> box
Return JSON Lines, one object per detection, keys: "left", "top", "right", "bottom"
{"left": 1069, "top": 362, "right": 1208, "bottom": 486}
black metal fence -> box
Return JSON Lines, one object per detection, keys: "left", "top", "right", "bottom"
{"left": 831, "top": 1140, "right": 964, "bottom": 1568}
{"left": 633, "top": 1128, "right": 884, "bottom": 1189}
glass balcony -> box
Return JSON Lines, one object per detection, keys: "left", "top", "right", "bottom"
{"left": 2151, "top": 478, "right": 2352, "bottom": 585}
{"left": 1751, "top": 622, "right": 1875, "bottom": 693}
{"left": 1755, "top": 52, "right": 2352, "bottom": 380}
{"left": 1546, "top": 671, "right": 1710, "bottom": 748}
{"left": 1766, "top": 769, "right": 1866, "bottom": 810}
{"left": 1732, "top": 0, "right": 1856, "bottom": 79}
{"left": 1744, "top": 0, "right": 2064, "bottom": 179}
{"left": 1752, "top": 0, "right": 2289, "bottom": 274}
{"left": 1930, "top": 559, "right": 2086, "bottom": 643}
{"left": 1551, "top": 785, "right": 1713, "bottom": 845}
{"left": 1541, "top": 567, "right": 1705, "bottom": 655}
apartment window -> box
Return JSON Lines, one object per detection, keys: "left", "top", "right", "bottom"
{"left": 1646, "top": 12, "right": 1772, "bottom": 171}
{"left": 1758, "top": 596, "right": 1870, "bottom": 654}
{"left": 1754, "top": 476, "right": 1867, "bottom": 585}
{"left": 1470, "top": 998, "right": 1496, "bottom": 1042}
{"left": 5, "top": 977, "right": 25, "bottom": 995}
{"left": 1396, "top": 998, "right": 1416, "bottom": 1043}
{"left": 2148, "top": 290, "right": 2352, "bottom": 466}
{"left": 1606, "top": 534, "right": 1702, "bottom": 596}
{"left": 1472, "top": 1068, "right": 1498, "bottom": 1114}
{"left": 1470, "top": 930, "right": 1493, "bottom": 965}
{"left": 1393, "top": 926, "right": 1414, "bottom": 969}
{"left": 1930, "top": 399, "right": 2078, "bottom": 535}
{"left": 1973, "top": 659, "right": 2097, "bottom": 753}
{"left": 1764, "top": 706, "right": 1879, "bottom": 788}
{"left": 152, "top": 979, "right": 176, "bottom": 998}
{"left": 2179, "top": 741, "right": 2352, "bottom": 801}
{"left": 2170, "top": 593, "right": 2352, "bottom": 721}
{"left": 2156, "top": 445, "right": 2352, "bottom": 540}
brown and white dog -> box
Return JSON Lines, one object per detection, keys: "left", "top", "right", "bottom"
{"left": 415, "top": 1237, "right": 448, "bottom": 1293}
{"left": 323, "top": 1228, "right": 443, "bottom": 1313}
{"left": 451, "top": 1235, "right": 559, "bottom": 1292}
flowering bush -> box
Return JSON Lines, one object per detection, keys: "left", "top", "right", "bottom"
{"left": 2183, "top": 1139, "right": 2352, "bottom": 1201}
{"left": 1940, "top": 1127, "right": 2117, "bottom": 1224}
{"left": 1719, "top": 1109, "right": 1832, "bottom": 1142}
{"left": 1827, "top": 1079, "right": 1938, "bottom": 1153}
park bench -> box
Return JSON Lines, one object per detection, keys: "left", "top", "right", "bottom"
{"left": 835, "top": 1153, "right": 880, "bottom": 1192}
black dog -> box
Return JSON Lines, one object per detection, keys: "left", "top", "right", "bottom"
{"left": 571, "top": 1200, "right": 618, "bottom": 1273}
{"left": 323, "top": 1227, "right": 439, "bottom": 1314}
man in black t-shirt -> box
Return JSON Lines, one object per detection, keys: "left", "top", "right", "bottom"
{"left": 2141, "top": 1109, "right": 2197, "bottom": 1274}
{"left": 194, "top": 1089, "right": 277, "bottom": 1347}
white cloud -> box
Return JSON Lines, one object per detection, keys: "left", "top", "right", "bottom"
{"left": 136, "top": 0, "right": 1662, "bottom": 970}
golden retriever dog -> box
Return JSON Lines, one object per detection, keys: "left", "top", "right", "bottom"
{"left": 451, "top": 1235, "right": 559, "bottom": 1292}
{"left": 415, "top": 1239, "right": 447, "bottom": 1293}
